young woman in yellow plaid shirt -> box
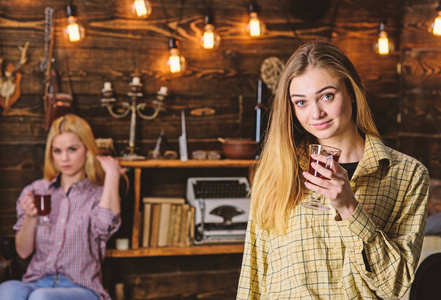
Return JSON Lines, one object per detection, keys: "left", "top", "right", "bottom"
{"left": 237, "top": 40, "right": 430, "bottom": 299}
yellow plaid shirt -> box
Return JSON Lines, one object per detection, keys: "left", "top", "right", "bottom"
{"left": 237, "top": 135, "right": 430, "bottom": 300}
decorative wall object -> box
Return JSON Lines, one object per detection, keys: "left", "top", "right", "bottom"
{"left": 0, "top": 42, "right": 29, "bottom": 114}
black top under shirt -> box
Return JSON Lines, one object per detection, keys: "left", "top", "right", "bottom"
{"left": 340, "top": 162, "right": 359, "bottom": 180}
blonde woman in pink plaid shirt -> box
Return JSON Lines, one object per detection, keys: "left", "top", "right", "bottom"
{"left": 0, "top": 114, "right": 124, "bottom": 300}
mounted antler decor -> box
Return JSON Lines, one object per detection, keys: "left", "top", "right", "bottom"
{"left": 0, "top": 42, "right": 29, "bottom": 114}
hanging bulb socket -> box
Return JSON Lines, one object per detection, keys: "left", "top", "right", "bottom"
{"left": 66, "top": 3, "right": 76, "bottom": 18}
{"left": 379, "top": 21, "right": 386, "bottom": 33}
{"left": 205, "top": 13, "right": 214, "bottom": 26}
{"left": 168, "top": 37, "right": 179, "bottom": 50}
{"left": 167, "top": 38, "right": 186, "bottom": 74}
{"left": 248, "top": 2, "right": 265, "bottom": 37}
{"left": 201, "top": 13, "right": 221, "bottom": 49}
{"left": 373, "top": 21, "right": 394, "bottom": 55}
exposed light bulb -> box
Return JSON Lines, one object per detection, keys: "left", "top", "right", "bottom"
{"left": 200, "top": 14, "right": 220, "bottom": 49}
{"left": 248, "top": 3, "right": 265, "bottom": 37}
{"left": 374, "top": 21, "right": 394, "bottom": 55}
{"left": 132, "top": 0, "right": 152, "bottom": 19}
{"left": 429, "top": 3, "right": 441, "bottom": 36}
{"left": 65, "top": 3, "right": 85, "bottom": 43}
{"left": 167, "top": 38, "right": 186, "bottom": 74}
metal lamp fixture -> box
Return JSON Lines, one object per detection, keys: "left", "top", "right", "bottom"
{"left": 247, "top": 2, "right": 265, "bottom": 37}
{"left": 167, "top": 38, "right": 186, "bottom": 74}
{"left": 429, "top": 2, "right": 441, "bottom": 35}
{"left": 374, "top": 21, "right": 394, "bottom": 55}
{"left": 201, "top": 14, "right": 221, "bottom": 49}
{"left": 132, "top": 0, "right": 152, "bottom": 18}
{"left": 65, "top": 0, "right": 85, "bottom": 43}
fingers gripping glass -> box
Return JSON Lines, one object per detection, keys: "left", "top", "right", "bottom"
{"left": 301, "top": 144, "right": 341, "bottom": 211}
{"left": 34, "top": 192, "right": 52, "bottom": 226}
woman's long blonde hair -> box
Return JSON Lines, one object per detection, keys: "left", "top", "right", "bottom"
{"left": 252, "top": 40, "right": 381, "bottom": 233}
{"left": 43, "top": 114, "right": 105, "bottom": 185}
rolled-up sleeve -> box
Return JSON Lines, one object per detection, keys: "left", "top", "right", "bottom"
{"left": 91, "top": 206, "right": 121, "bottom": 240}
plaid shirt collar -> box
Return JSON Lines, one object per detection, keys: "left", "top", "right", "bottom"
{"left": 49, "top": 174, "right": 94, "bottom": 194}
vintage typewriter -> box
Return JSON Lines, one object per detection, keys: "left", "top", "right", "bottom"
{"left": 186, "top": 177, "right": 250, "bottom": 244}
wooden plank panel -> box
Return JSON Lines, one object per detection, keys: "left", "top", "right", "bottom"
{"left": 127, "top": 269, "right": 240, "bottom": 299}
{"left": 401, "top": 91, "right": 441, "bottom": 135}
{"left": 397, "top": 136, "right": 441, "bottom": 178}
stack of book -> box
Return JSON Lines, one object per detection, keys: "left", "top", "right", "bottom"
{"left": 142, "top": 197, "right": 195, "bottom": 248}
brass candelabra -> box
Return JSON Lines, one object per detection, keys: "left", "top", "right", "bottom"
{"left": 100, "top": 77, "right": 167, "bottom": 160}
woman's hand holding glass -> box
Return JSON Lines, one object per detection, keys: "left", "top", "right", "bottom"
{"left": 302, "top": 152, "right": 358, "bottom": 218}
{"left": 19, "top": 192, "right": 39, "bottom": 221}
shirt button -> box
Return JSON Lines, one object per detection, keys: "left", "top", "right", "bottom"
{"left": 337, "top": 282, "right": 343, "bottom": 288}
{"left": 57, "top": 242, "right": 62, "bottom": 246}
{"left": 61, "top": 219, "right": 65, "bottom": 223}
{"left": 50, "top": 263, "right": 54, "bottom": 267}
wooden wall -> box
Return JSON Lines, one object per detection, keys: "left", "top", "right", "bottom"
{"left": 0, "top": 0, "right": 440, "bottom": 298}
{"left": 400, "top": 0, "right": 441, "bottom": 179}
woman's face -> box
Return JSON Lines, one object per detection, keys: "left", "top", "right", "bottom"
{"left": 289, "top": 66, "right": 355, "bottom": 144}
{"left": 51, "top": 132, "right": 88, "bottom": 180}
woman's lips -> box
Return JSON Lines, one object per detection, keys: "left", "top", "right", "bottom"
{"left": 311, "top": 120, "right": 332, "bottom": 130}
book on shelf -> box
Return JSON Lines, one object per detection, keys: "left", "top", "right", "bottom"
{"left": 142, "top": 197, "right": 193, "bottom": 248}
{"left": 189, "top": 206, "right": 195, "bottom": 246}
{"left": 186, "top": 206, "right": 195, "bottom": 247}
{"left": 157, "top": 203, "right": 172, "bottom": 247}
{"left": 178, "top": 204, "right": 190, "bottom": 247}
{"left": 166, "top": 204, "right": 178, "bottom": 246}
{"left": 171, "top": 204, "right": 182, "bottom": 247}
{"left": 142, "top": 203, "right": 152, "bottom": 248}
{"left": 149, "top": 204, "right": 161, "bottom": 248}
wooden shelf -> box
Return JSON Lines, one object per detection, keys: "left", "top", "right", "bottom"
{"left": 106, "top": 243, "right": 244, "bottom": 257}
{"left": 119, "top": 159, "right": 256, "bottom": 168}
{"left": 116, "top": 159, "right": 254, "bottom": 254}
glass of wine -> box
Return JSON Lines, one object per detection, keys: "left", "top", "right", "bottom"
{"left": 301, "top": 144, "right": 341, "bottom": 211}
{"left": 33, "top": 191, "right": 52, "bottom": 226}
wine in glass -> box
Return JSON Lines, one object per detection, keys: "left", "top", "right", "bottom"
{"left": 34, "top": 192, "right": 52, "bottom": 226}
{"left": 301, "top": 144, "right": 341, "bottom": 211}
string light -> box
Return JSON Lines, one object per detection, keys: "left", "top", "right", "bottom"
{"left": 374, "top": 21, "right": 394, "bottom": 55}
{"left": 247, "top": 2, "right": 265, "bottom": 37}
{"left": 167, "top": 38, "right": 186, "bottom": 74}
{"left": 429, "top": 2, "right": 441, "bottom": 35}
{"left": 132, "top": 0, "right": 152, "bottom": 18}
{"left": 65, "top": 0, "right": 85, "bottom": 43}
{"left": 201, "top": 14, "right": 221, "bottom": 49}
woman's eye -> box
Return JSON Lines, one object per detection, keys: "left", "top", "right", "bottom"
{"left": 294, "top": 100, "right": 306, "bottom": 107}
{"left": 322, "top": 93, "right": 334, "bottom": 101}
{"left": 52, "top": 149, "right": 61, "bottom": 154}
{"left": 68, "top": 147, "right": 78, "bottom": 152}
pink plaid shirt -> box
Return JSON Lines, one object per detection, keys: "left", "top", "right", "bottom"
{"left": 13, "top": 177, "right": 121, "bottom": 300}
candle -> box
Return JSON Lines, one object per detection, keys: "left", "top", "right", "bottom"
{"left": 103, "top": 82, "right": 112, "bottom": 92}
{"left": 115, "top": 283, "right": 124, "bottom": 300}
{"left": 131, "top": 77, "right": 140, "bottom": 85}
{"left": 158, "top": 86, "right": 168, "bottom": 96}
{"left": 116, "top": 238, "right": 129, "bottom": 250}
